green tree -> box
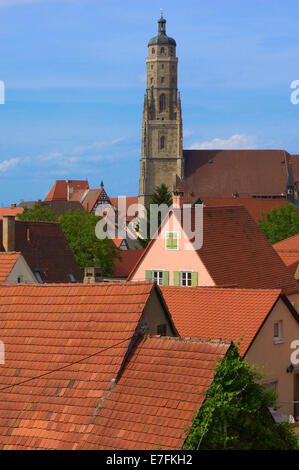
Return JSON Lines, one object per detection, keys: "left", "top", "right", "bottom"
{"left": 139, "top": 184, "right": 173, "bottom": 247}
{"left": 17, "top": 203, "right": 58, "bottom": 222}
{"left": 149, "top": 183, "right": 173, "bottom": 207}
{"left": 60, "top": 210, "right": 120, "bottom": 275}
{"left": 183, "top": 344, "right": 299, "bottom": 450}
{"left": 258, "top": 203, "right": 299, "bottom": 244}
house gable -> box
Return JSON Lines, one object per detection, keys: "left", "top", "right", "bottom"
{"left": 129, "top": 210, "right": 215, "bottom": 286}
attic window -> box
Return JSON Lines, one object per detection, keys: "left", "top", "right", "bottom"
{"left": 274, "top": 321, "right": 283, "bottom": 343}
{"left": 34, "top": 269, "right": 44, "bottom": 284}
{"left": 68, "top": 273, "right": 76, "bottom": 283}
{"left": 165, "top": 231, "right": 178, "bottom": 250}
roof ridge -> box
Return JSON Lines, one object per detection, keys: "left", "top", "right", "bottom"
{"left": 144, "top": 335, "right": 232, "bottom": 346}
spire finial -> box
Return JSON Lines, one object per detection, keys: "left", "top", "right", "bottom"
{"left": 158, "top": 9, "right": 166, "bottom": 35}
{"left": 100, "top": 180, "right": 104, "bottom": 188}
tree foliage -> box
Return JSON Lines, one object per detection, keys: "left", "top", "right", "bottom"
{"left": 258, "top": 203, "right": 299, "bottom": 244}
{"left": 139, "top": 184, "right": 173, "bottom": 248}
{"left": 149, "top": 183, "right": 173, "bottom": 207}
{"left": 18, "top": 205, "right": 120, "bottom": 275}
{"left": 60, "top": 210, "right": 120, "bottom": 275}
{"left": 183, "top": 344, "right": 299, "bottom": 450}
{"left": 17, "top": 203, "right": 58, "bottom": 222}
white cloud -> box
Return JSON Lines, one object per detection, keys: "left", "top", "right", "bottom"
{"left": 0, "top": 158, "right": 20, "bottom": 172}
{"left": 189, "top": 134, "right": 256, "bottom": 150}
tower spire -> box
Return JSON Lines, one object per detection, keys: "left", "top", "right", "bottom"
{"left": 158, "top": 10, "right": 166, "bottom": 35}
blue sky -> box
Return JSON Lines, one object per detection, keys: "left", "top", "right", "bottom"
{"left": 1, "top": 0, "right": 299, "bottom": 204}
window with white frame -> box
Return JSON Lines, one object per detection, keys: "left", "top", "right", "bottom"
{"left": 152, "top": 270, "right": 163, "bottom": 286}
{"left": 274, "top": 320, "right": 283, "bottom": 343}
{"left": 180, "top": 271, "right": 192, "bottom": 287}
{"left": 165, "top": 231, "right": 178, "bottom": 250}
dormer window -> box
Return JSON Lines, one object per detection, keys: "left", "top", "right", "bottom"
{"left": 34, "top": 269, "right": 44, "bottom": 284}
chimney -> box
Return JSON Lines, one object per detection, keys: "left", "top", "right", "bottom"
{"left": 2, "top": 216, "right": 15, "bottom": 252}
{"left": 10, "top": 203, "right": 16, "bottom": 209}
{"left": 83, "top": 267, "right": 102, "bottom": 284}
{"left": 172, "top": 187, "right": 184, "bottom": 209}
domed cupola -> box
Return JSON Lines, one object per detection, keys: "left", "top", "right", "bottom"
{"left": 148, "top": 12, "right": 176, "bottom": 47}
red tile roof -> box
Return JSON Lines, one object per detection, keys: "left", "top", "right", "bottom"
{"left": 110, "top": 196, "right": 138, "bottom": 212}
{"left": 273, "top": 234, "right": 299, "bottom": 265}
{"left": 197, "top": 197, "right": 289, "bottom": 222}
{"left": 78, "top": 336, "right": 231, "bottom": 450}
{"left": 0, "top": 207, "right": 24, "bottom": 219}
{"left": 0, "top": 220, "right": 82, "bottom": 283}
{"left": 0, "top": 282, "right": 156, "bottom": 450}
{"left": 113, "top": 250, "right": 144, "bottom": 278}
{"left": 128, "top": 206, "right": 297, "bottom": 289}
{"left": 160, "top": 287, "right": 294, "bottom": 356}
{"left": 183, "top": 149, "right": 290, "bottom": 198}
{"left": 0, "top": 252, "right": 20, "bottom": 282}
{"left": 45, "top": 180, "right": 89, "bottom": 201}
{"left": 273, "top": 234, "right": 299, "bottom": 279}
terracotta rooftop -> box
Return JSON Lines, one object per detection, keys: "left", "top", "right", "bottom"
{"left": 0, "top": 220, "right": 82, "bottom": 283}
{"left": 160, "top": 287, "right": 297, "bottom": 356}
{"left": 45, "top": 180, "right": 89, "bottom": 201}
{"left": 128, "top": 206, "right": 297, "bottom": 289}
{"left": 273, "top": 234, "right": 299, "bottom": 279}
{"left": 194, "top": 197, "right": 289, "bottom": 223}
{"left": 183, "top": 149, "right": 292, "bottom": 198}
{"left": 0, "top": 252, "right": 20, "bottom": 282}
{"left": 79, "top": 336, "right": 230, "bottom": 450}
{"left": 0, "top": 206, "right": 24, "bottom": 218}
{"left": 273, "top": 234, "right": 299, "bottom": 265}
{"left": 113, "top": 249, "right": 144, "bottom": 278}
{"left": 0, "top": 282, "right": 158, "bottom": 450}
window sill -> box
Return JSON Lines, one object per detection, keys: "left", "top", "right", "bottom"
{"left": 273, "top": 339, "right": 284, "bottom": 344}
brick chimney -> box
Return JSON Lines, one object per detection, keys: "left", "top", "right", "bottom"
{"left": 172, "top": 187, "right": 184, "bottom": 209}
{"left": 2, "top": 216, "right": 15, "bottom": 252}
{"left": 83, "top": 267, "right": 102, "bottom": 283}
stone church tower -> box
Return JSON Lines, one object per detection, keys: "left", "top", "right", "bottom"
{"left": 138, "top": 14, "right": 183, "bottom": 207}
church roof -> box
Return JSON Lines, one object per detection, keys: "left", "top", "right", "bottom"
{"left": 183, "top": 149, "right": 295, "bottom": 198}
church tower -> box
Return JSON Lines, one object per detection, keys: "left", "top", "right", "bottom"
{"left": 138, "top": 13, "right": 183, "bottom": 207}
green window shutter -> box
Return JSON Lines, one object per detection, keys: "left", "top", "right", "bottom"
{"left": 192, "top": 272, "right": 198, "bottom": 286}
{"left": 163, "top": 271, "right": 169, "bottom": 286}
{"left": 166, "top": 232, "right": 178, "bottom": 250}
{"left": 173, "top": 271, "right": 180, "bottom": 286}
{"left": 145, "top": 270, "right": 152, "bottom": 281}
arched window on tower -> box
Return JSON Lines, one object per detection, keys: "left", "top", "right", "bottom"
{"left": 159, "top": 93, "right": 166, "bottom": 112}
{"left": 160, "top": 136, "right": 165, "bottom": 149}
{"left": 152, "top": 48, "right": 155, "bottom": 54}
{"left": 160, "top": 47, "right": 165, "bottom": 54}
